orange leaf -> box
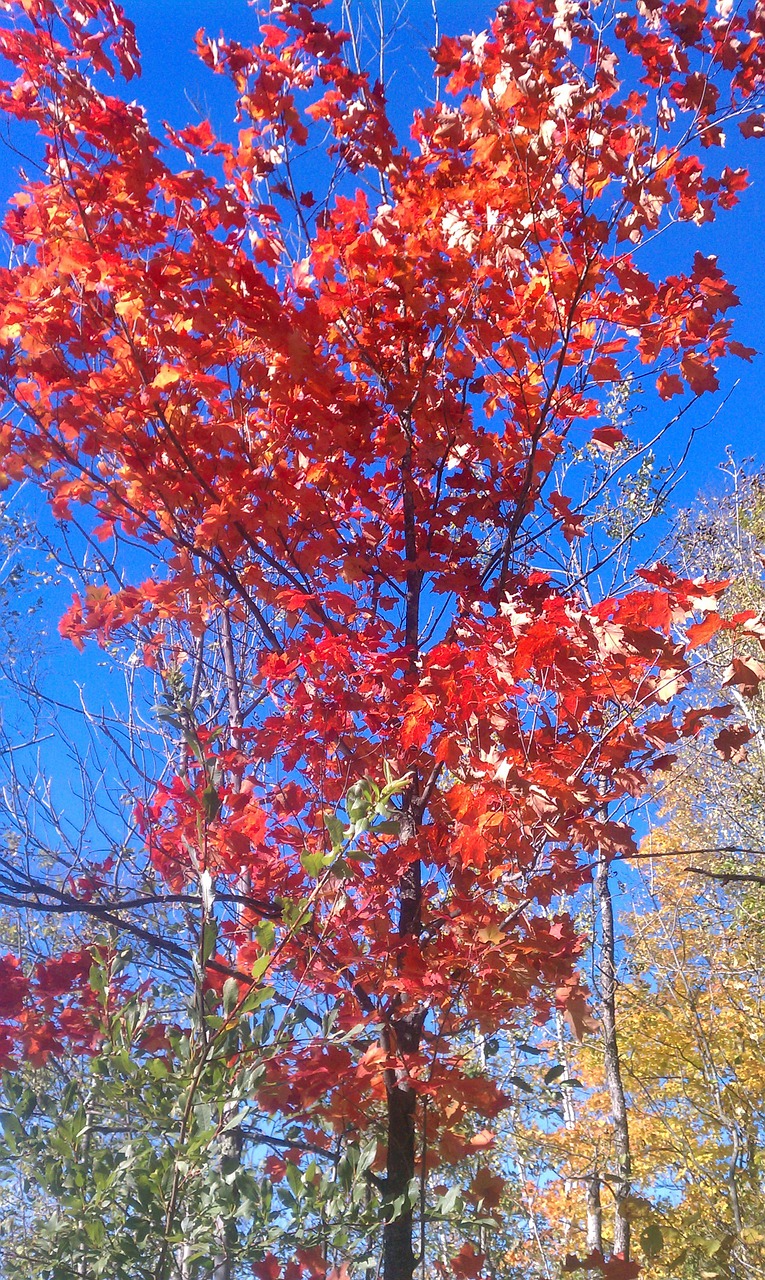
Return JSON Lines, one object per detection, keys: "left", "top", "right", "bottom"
{"left": 685, "top": 613, "right": 723, "bottom": 649}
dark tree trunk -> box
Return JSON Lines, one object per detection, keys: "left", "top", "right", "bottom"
{"left": 383, "top": 807, "right": 423, "bottom": 1280}
{"left": 383, "top": 1010, "right": 422, "bottom": 1280}
{"left": 382, "top": 423, "right": 425, "bottom": 1279}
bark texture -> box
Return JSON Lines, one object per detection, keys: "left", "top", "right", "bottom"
{"left": 586, "top": 1172, "right": 603, "bottom": 1253}
{"left": 595, "top": 850, "right": 632, "bottom": 1259}
{"left": 383, "top": 802, "right": 423, "bottom": 1280}
{"left": 382, "top": 421, "right": 424, "bottom": 1280}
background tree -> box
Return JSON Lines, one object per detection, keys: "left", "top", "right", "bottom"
{"left": 478, "top": 467, "right": 765, "bottom": 1280}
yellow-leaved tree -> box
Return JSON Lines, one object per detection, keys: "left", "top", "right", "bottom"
{"left": 480, "top": 466, "right": 765, "bottom": 1280}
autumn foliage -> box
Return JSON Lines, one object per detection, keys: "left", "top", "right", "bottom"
{"left": 1, "top": 0, "right": 765, "bottom": 1274}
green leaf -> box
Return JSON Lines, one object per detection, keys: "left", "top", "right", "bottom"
{"left": 202, "top": 780, "right": 221, "bottom": 820}
{"left": 251, "top": 953, "right": 271, "bottom": 983}
{"left": 89, "top": 959, "right": 107, "bottom": 1002}
{"left": 323, "top": 811, "right": 347, "bottom": 850}
{"left": 438, "top": 1185, "right": 463, "bottom": 1215}
{"left": 641, "top": 1223, "right": 665, "bottom": 1259}
{"left": 256, "top": 920, "right": 276, "bottom": 951}
{"left": 346, "top": 778, "right": 374, "bottom": 823}
{"left": 222, "top": 977, "right": 240, "bottom": 1015}
{"left": 300, "top": 849, "right": 331, "bottom": 878}
{"left": 506, "top": 1074, "right": 534, "bottom": 1093}
{"left": 201, "top": 919, "right": 218, "bottom": 965}
{"left": 281, "top": 899, "right": 311, "bottom": 932}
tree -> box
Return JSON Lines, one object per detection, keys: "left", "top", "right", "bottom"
{"left": 619, "top": 465, "right": 765, "bottom": 1279}
{"left": 506, "top": 820, "right": 765, "bottom": 1280}
{"left": 0, "top": 0, "right": 764, "bottom": 1275}
{"left": 480, "top": 853, "right": 765, "bottom": 1280}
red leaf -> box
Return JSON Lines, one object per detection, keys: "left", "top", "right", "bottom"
{"left": 714, "top": 723, "right": 754, "bottom": 762}
{"left": 0, "top": 955, "right": 26, "bottom": 1019}
{"left": 729, "top": 340, "right": 757, "bottom": 361}
{"left": 681, "top": 351, "right": 719, "bottom": 395}
{"left": 740, "top": 112, "right": 765, "bottom": 138}
{"left": 549, "top": 492, "right": 586, "bottom": 543}
{"left": 559, "top": 988, "right": 598, "bottom": 1041}
{"left": 252, "top": 1257, "right": 282, "bottom": 1280}
{"left": 681, "top": 705, "right": 731, "bottom": 737}
{"left": 451, "top": 1243, "right": 487, "bottom": 1278}
{"left": 467, "top": 1166, "right": 506, "bottom": 1210}
{"left": 591, "top": 425, "right": 625, "bottom": 451}
{"left": 722, "top": 657, "right": 765, "bottom": 694}
{"left": 35, "top": 950, "right": 91, "bottom": 998}
{"left": 589, "top": 357, "right": 622, "bottom": 385}
{"left": 657, "top": 371, "right": 684, "bottom": 400}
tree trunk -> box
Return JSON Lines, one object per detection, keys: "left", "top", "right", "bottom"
{"left": 212, "top": 610, "right": 245, "bottom": 1280}
{"left": 383, "top": 1018, "right": 420, "bottom": 1280}
{"left": 554, "top": 1007, "right": 581, "bottom": 1257}
{"left": 586, "top": 1172, "right": 603, "bottom": 1253}
{"left": 212, "top": 1103, "right": 244, "bottom": 1280}
{"left": 383, "top": 806, "right": 423, "bottom": 1280}
{"left": 594, "top": 849, "right": 631, "bottom": 1259}
{"left": 381, "top": 423, "right": 425, "bottom": 1280}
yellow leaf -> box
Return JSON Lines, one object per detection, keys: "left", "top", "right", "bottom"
{"left": 152, "top": 364, "right": 181, "bottom": 389}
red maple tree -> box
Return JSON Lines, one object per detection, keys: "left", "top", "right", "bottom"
{"left": 0, "top": 0, "right": 764, "bottom": 1275}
